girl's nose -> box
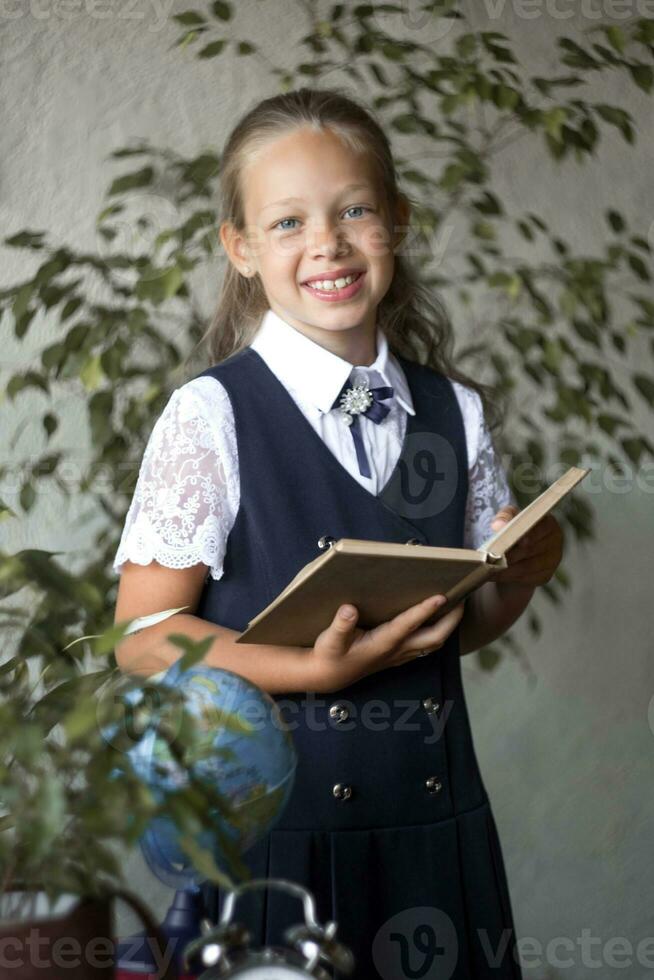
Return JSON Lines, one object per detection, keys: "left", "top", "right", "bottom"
{"left": 308, "top": 226, "right": 350, "bottom": 258}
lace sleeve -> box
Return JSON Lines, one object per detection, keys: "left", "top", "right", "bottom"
{"left": 451, "top": 382, "right": 517, "bottom": 551}
{"left": 112, "top": 376, "right": 240, "bottom": 581}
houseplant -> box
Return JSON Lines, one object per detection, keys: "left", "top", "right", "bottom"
{"left": 0, "top": 599, "right": 272, "bottom": 978}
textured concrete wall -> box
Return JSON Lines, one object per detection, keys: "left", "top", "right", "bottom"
{"left": 1, "top": 2, "right": 652, "bottom": 976}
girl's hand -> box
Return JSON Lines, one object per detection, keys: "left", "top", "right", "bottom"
{"left": 487, "top": 504, "right": 564, "bottom": 588}
{"left": 309, "top": 595, "right": 465, "bottom": 693}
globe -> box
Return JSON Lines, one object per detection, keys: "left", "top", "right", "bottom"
{"left": 110, "top": 661, "right": 297, "bottom": 977}
{"left": 124, "top": 661, "right": 297, "bottom": 889}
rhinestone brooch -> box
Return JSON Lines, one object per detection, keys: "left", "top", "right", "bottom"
{"left": 339, "top": 382, "right": 373, "bottom": 426}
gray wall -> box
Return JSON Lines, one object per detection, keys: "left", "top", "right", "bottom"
{"left": 1, "top": 2, "right": 653, "bottom": 977}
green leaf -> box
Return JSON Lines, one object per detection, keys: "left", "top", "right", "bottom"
{"left": 472, "top": 220, "right": 495, "bottom": 241}
{"left": 198, "top": 40, "right": 226, "bottom": 57}
{"left": 544, "top": 107, "right": 568, "bottom": 142}
{"left": 542, "top": 338, "right": 564, "bottom": 372}
{"left": 611, "top": 332, "right": 626, "bottom": 354}
{"left": 0, "top": 499, "right": 17, "bottom": 521}
{"left": 61, "top": 296, "right": 83, "bottom": 321}
{"left": 211, "top": 0, "right": 231, "bottom": 18}
{"left": 367, "top": 61, "right": 388, "bottom": 87}
{"left": 19, "top": 482, "right": 36, "bottom": 512}
{"left": 108, "top": 167, "right": 154, "bottom": 197}
{"left": 236, "top": 41, "right": 256, "bottom": 55}
{"left": 595, "top": 104, "right": 635, "bottom": 143}
{"left": 633, "top": 374, "right": 654, "bottom": 407}
{"left": 79, "top": 353, "right": 105, "bottom": 392}
{"left": 7, "top": 370, "right": 49, "bottom": 400}
{"left": 572, "top": 319, "right": 600, "bottom": 347}
{"left": 559, "top": 37, "right": 598, "bottom": 69}
{"left": 528, "top": 610, "right": 542, "bottom": 637}
{"left": 167, "top": 634, "right": 215, "bottom": 672}
{"left": 472, "top": 191, "right": 503, "bottom": 216}
{"left": 12, "top": 283, "right": 33, "bottom": 322}
{"left": 477, "top": 646, "right": 501, "bottom": 670}
{"left": 628, "top": 64, "right": 653, "bottom": 93}
{"left": 605, "top": 26, "right": 625, "bottom": 53}
{"left": 4, "top": 230, "right": 46, "bottom": 249}
{"left": 492, "top": 84, "right": 519, "bottom": 110}
{"left": 516, "top": 220, "right": 533, "bottom": 241}
{"left": 391, "top": 114, "right": 419, "bottom": 134}
{"left": 63, "top": 698, "right": 100, "bottom": 741}
{"left": 606, "top": 209, "right": 625, "bottom": 233}
{"left": 381, "top": 41, "right": 406, "bottom": 61}
{"left": 136, "top": 265, "right": 184, "bottom": 305}
{"left": 456, "top": 33, "right": 477, "bottom": 59}
{"left": 628, "top": 253, "right": 650, "bottom": 281}
{"left": 629, "top": 235, "right": 651, "bottom": 254}
{"left": 34, "top": 773, "right": 67, "bottom": 841}
{"left": 597, "top": 413, "right": 627, "bottom": 436}
{"left": 176, "top": 833, "right": 238, "bottom": 890}
{"left": 173, "top": 10, "right": 206, "bottom": 25}
{"left": 630, "top": 294, "right": 654, "bottom": 319}
{"left": 621, "top": 437, "right": 648, "bottom": 465}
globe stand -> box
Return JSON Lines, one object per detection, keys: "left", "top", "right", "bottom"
{"left": 115, "top": 888, "right": 206, "bottom": 979}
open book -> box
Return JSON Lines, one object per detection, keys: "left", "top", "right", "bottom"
{"left": 236, "top": 466, "right": 590, "bottom": 647}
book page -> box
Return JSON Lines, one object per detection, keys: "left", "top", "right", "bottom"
{"left": 479, "top": 465, "right": 590, "bottom": 556}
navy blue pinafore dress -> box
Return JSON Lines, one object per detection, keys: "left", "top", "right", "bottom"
{"left": 193, "top": 347, "right": 522, "bottom": 980}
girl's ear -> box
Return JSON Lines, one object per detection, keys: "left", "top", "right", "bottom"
{"left": 220, "top": 220, "right": 254, "bottom": 277}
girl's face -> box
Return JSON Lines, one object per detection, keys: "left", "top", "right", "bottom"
{"left": 222, "top": 126, "right": 409, "bottom": 363}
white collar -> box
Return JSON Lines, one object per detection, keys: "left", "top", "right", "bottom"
{"left": 249, "top": 308, "right": 415, "bottom": 416}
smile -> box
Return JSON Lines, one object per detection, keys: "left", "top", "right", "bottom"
{"left": 301, "top": 271, "right": 366, "bottom": 302}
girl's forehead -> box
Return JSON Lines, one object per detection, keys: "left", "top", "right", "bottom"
{"left": 243, "top": 131, "right": 382, "bottom": 218}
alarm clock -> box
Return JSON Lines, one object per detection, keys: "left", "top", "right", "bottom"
{"left": 182, "top": 878, "right": 355, "bottom": 979}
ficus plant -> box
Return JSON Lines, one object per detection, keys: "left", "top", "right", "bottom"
{"left": 0, "top": 1, "right": 653, "bottom": 901}
{"left": 0, "top": 616, "right": 257, "bottom": 908}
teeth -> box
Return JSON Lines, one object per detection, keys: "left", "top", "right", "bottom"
{"left": 307, "top": 272, "right": 360, "bottom": 291}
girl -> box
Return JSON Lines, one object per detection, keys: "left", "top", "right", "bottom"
{"left": 113, "top": 88, "right": 563, "bottom": 979}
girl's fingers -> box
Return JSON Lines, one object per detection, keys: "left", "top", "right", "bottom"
{"left": 491, "top": 505, "right": 519, "bottom": 529}
{"left": 496, "top": 553, "right": 554, "bottom": 585}
{"left": 369, "top": 594, "right": 446, "bottom": 654}
{"left": 398, "top": 602, "right": 465, "bottom": 654}
{"left": 314, "top": 604, "right": 360, "bottom": 658}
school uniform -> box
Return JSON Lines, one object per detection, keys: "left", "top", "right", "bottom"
{"left": 114, "top": 309, "right": 522, "bottom": 979}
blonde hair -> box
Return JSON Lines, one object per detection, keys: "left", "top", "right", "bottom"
{"left": 187, "top": 86, "right": 506, "bottom": 436}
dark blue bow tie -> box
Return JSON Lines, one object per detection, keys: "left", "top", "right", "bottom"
{"left": 331, "top": 375, "right": 394, "bottom": 479}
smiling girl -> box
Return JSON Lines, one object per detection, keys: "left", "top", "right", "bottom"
{"left": 113, "top": 87, "right": 562, "bottom": 979}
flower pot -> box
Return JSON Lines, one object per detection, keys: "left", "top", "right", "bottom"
{"left": 0, "top": 888, "right": 178, "bottom": 979}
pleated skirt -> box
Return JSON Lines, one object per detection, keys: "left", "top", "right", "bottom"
{"left": 202, "top": 796, "right": 522, "bottom": 979}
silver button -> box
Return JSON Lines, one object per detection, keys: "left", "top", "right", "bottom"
{"left": 422, "top": 697, "right": 440, "bottom": 714}
{"left": 318, "top": 535, "right": 336, "bottom": 550}
{"left": 333, "top": 783, "right": 353, "bottom": 801}
{"left": 405, "top": 538, "right": 422, "bottom": 545}
{"left": 329, "top": 703, "right": 350, "bottom": 724}
{"left": 425, "top": 776, "right": 443, "bottom": 795}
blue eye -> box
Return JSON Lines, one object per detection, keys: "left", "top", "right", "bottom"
{"left": 275, "top": 217, "right": 299, "bottom": 231}
{"left": 273, "top": 206, "right": 372, "bottom": 231}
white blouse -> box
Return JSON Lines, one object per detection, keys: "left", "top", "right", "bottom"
{"left": 113, "top": 309, "right": 516, "bottom": 582}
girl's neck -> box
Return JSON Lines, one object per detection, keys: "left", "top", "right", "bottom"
{"left": 272, "top": 309, "right": 378, "bottom": 367}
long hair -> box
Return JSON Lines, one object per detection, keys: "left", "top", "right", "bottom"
{"left": 187, "top": 86, "right": 506, "bottom": 436}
